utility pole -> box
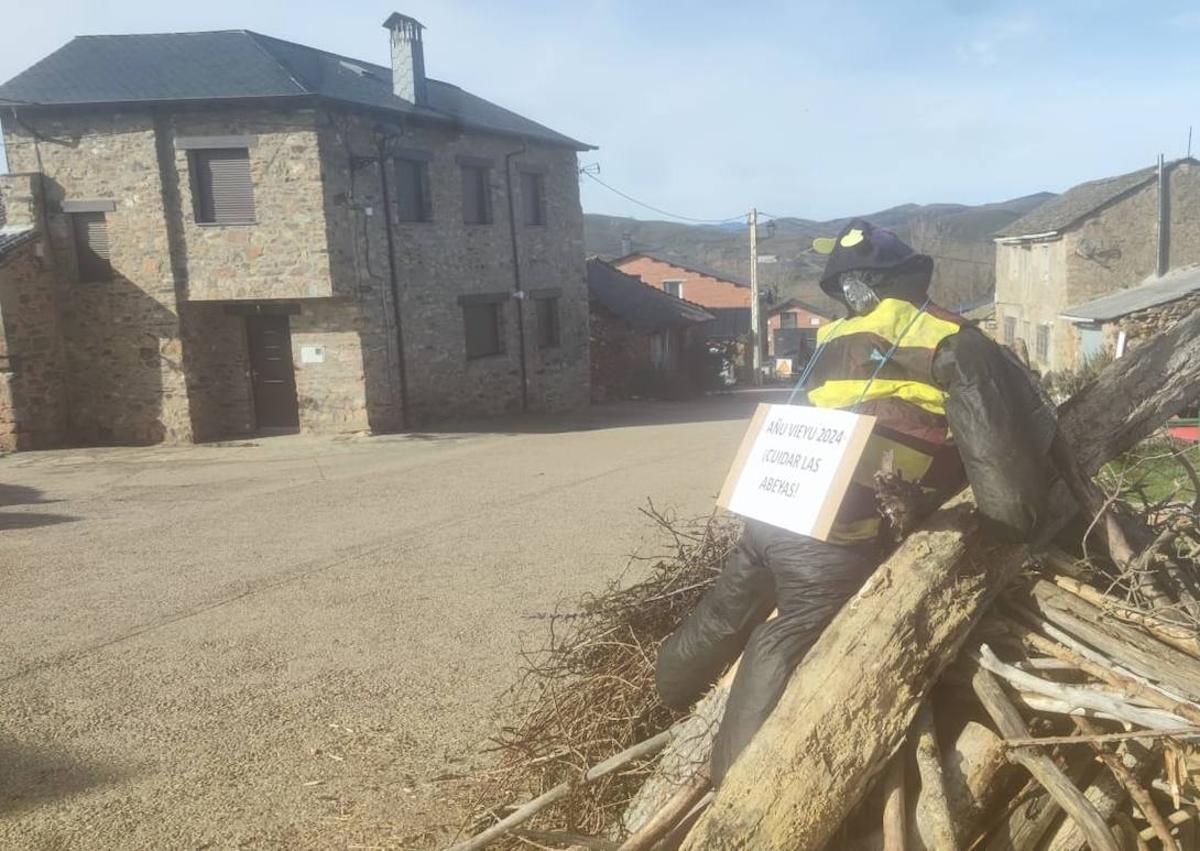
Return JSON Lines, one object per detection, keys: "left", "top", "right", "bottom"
{"left": 749, "top": 207, "right": 761, "bottom": 386}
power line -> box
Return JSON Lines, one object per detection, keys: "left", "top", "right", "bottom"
{"left": 581, "top": 171, "right": 746, "bottom": 225}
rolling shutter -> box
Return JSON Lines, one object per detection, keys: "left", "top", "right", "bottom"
{"left": 194, "top": 148, "right": 255, "bottom": 224}
{"left": 73, "top": 212, "right": 112, "bottom": 283}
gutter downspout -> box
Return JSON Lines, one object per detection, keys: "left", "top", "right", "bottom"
{"left": 375, "top": 134, "right": 410, "bottom": 429}
{"left": 504, "top": 142, "right": 528, "bottom": 414}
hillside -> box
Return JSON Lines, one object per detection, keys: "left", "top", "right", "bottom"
{"left": 584, "top": 192, "right": 1054, "bottom": 313}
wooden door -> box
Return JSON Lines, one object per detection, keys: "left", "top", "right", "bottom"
{"left": 246, "top": 315, "right": 299, "bottom": 430}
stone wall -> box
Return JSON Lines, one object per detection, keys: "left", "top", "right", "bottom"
{"left": 0, "top": 178, "right": 68, "bottom": 450}
{"left": 167, "top": 108, "right": 338, "bottom": 302}
{"left": 1065, "top": 162, "right": 1200, "bottom": 305}
{"left": 1105, "top": 292, "right": 1200, "bottom": 355}
{"left": 318, "top": 109, "right": 589, "bottom": 424}
{"left": 3, "top": 111, "right": 193, "bottom": 445}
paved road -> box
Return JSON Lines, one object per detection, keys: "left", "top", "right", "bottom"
{"left": 0, "top": 390, "right": 783, "bottom": 850}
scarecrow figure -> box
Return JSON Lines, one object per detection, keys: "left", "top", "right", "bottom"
{"left": 656, "top": 219, "right": 1073, "bottom": 785}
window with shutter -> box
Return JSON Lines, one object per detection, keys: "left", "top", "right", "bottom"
{"left": 1036, "top": 324, "right": 1051, "bottom": 362}
{"left": 1004, "top": 316, "right": 1016, "bottom": 344}
{"left": 72, "top": 212, "right": 112, "bottom": 283}
{"left": 461, "top": 165, "right": 492, "bottom": 225}
{"left": 521, "top": 171, "right": 546, "bottom": 225}
{"left": 392, "top": 158, "right": 432, "bottom": 222}
{"left": 191, "top": 148, "right": 255, "bottom": 224}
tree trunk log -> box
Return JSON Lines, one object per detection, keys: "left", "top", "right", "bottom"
{"left": 677, "top": 312, "right": 1200, "bottom": 851}
{"left": 1057, "top": 308, "right": 1200, "bottom": 477}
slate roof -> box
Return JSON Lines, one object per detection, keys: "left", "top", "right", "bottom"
{"left": 768, "top": 298, "right": 831, "bottom": 318}
{"left": 586, "top": 258, "right": 714, "bottom": 331}
{"left": 1061, "top": 264, "right": 1200, "bottom": 322}
{"left": 0, "top": 31, "right": 592, "bottom": 150}
{"left": 995, "top": 159, "right": 1199, "bottom": 239}
{"left": 0, "top": 226, "right": 37, "bottom": 259}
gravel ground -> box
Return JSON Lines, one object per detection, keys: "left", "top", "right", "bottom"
{"left": 0, "top": 390, "right": 783, "bottom": 850}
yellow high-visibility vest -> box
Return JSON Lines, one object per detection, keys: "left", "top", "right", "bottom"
{"left": 805, "top": 298, "right": 967, "bottom": 544}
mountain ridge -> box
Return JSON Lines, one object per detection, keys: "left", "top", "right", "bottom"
{"left": 584, "top": 191, "right": 1055, "bottom": 312}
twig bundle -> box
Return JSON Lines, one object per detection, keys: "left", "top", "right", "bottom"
{"left": 462, "top": 504, "right": 738, "bottom": 846}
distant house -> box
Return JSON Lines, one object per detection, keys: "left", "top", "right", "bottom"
{"left": 993, "top": 158, "right": 1200, "bottom": 372}
{"left": 586, "top": 258, "right": 714, "bottom": 399}
{"left": 612, "top": 253, "right": 759, "bottom": 342}
{"left": 766, "top": 299, "right": 830, "bottom": 362}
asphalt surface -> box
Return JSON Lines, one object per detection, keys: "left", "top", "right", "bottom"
{"left": 0, "top": 390, "right": 784, "bottom": 850}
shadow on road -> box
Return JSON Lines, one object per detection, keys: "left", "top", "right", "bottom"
{"left": 0, "top": 483, "right": 77, "bottom": 531}
{"left": 0, "top": 739, "right": 120, "bottom": 816}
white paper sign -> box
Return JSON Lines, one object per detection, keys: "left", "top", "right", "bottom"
{"left": 300, "top": 345, "right": 326, "bottom": 364}
{"left": 718, "top": 403, "right": 875, "bottom": 540}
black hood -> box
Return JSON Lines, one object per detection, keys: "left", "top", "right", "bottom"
{"left": 817, "top": 218, "right": 933, "bottom": 303}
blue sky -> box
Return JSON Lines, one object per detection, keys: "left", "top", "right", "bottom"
{"left": 2, "top": 0, "right": 1198, "bottom": 222}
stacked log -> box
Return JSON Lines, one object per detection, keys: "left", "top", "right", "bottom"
{"left": 451, "top": 309, "right": 1200, "bottom": 851}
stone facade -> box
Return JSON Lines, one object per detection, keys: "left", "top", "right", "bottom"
{"left": 0, "top": 175, "right": 69, "bottom": 450}
{"left": 0, "top": 100, "right": 589, "bottom": 446}
{"left": 995, "top": 162, "right": 1200, "bottom": 372}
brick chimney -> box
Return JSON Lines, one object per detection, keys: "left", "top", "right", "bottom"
{"left": 383, "top": 13, "right": 428, "bottom": 106}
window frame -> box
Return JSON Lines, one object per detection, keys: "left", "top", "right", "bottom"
{"left": 663, "top": 279, "right": 684, "bottom": 299}
{"left": 189, "top": 147, "right": 256, "bottom": 226}
{"left": 459, "top": 294, "right": 507, "bottom": 360}
{"left": 534, "top": 294, "right": 561, "bottom": 349}
{"left": 779, "top": 312, "right": 799, "bottom": 329}
{"left": 460, "top": 163, "right": 493, "bottom": 225}
{"left": 71, "top": 211, "right": 113, "bottom": 284}
{"left": 1036, "top": 323, "right": 1051, "bottom": 362}
{"left": 390, "top": 155, "right": 433, "bottom": 223}
{"left": 1004, "top": 316, "right": 1017, "bottom": 344}
{"left": 520, "top": 170, "right": 547, "bottom": 226}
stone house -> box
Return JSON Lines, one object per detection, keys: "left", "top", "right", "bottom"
{"left": 0, "top": 14, "right": 592, "bottom": 446}
{"left": 992, "top": 158, "right": 1200, "bottom": 373}
{"left": 586, "top": 257, "right": 713, "bottom": 399}
{"left": 765, "top": 298, "right": 829, "bottom": 361}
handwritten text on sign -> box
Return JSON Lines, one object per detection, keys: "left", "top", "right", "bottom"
{"left": 717, "top": 404, "right": 875, "bottom": 540}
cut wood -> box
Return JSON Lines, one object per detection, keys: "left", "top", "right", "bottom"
{"left": 968, "top": 664, "right": 1120, "bottom": 851}
{"left": 1020, "top": 580, "right": 1200, "bottom": 702}
{"left": 942, "top": 721, "right": 1017, "bottom": 837}
{"left": 677, "top": 316, "right": 1200, "bottom": 851}
{"left": 975, "top": 643, "right": 1192, "bottom": 731}
{"left": 617, "top": 765, "right": 710, "bottom": 851}
{"left": 1072, "top": 717, "right": 1180, "bottom": 851}
{"left": 911, "top": 703, "right": 959, "bottom": 851}
{"left": 1052, "top": 575, "right": 1200, "bottom": 658}
{"left": 883, "top": 753, "right": 908, "bottom": 851}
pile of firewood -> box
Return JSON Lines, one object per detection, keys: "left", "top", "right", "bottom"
{"left": 449, "top": 309, "right": 1200, "bottom": 851}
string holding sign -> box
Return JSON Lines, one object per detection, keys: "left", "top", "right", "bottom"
{"left": 717, "top": 404, "right": 875, "bottom": 541}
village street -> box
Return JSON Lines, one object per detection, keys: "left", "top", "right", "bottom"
{"left": 0, "top": 390, "right": 783, "bottom": 850}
